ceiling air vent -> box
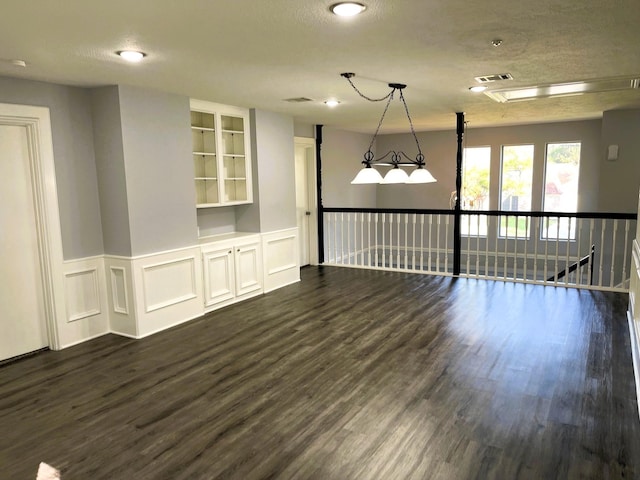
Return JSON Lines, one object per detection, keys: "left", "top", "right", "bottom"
{"left": 284, "top": 97, "right": 314, "bottom": 103}
{"left": 475, "top": 73, "right": 514, "bottom": 83}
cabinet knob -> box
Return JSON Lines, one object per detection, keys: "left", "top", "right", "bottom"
{"left": 228, "top": 250, "right": 232, "bottom": 254}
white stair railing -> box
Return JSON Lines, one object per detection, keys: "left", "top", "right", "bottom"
{"left": 323, "top": 208, "right": 636, "bottom": 292}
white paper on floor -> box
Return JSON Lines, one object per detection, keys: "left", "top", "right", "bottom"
{"left": 36, "top": 462, "right": 60, "bottom": 479}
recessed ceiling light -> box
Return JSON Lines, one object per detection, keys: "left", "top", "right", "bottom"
{"left": 325, "top": 99, "right": 340, "bottom": 107}
{"left": 331, "top": 2, "right": 366, "bottom": 16}
{"left": 117, "top": 50, "right": 146, "bottom": 63}
{"left": 469, "top": 85, "right": 488, "bottom": 93}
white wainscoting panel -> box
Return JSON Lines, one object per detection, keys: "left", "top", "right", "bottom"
{"left": 65, "top": 267, "right": 100, "bottom": 322}
{"left": 262, "top": 228, "right": 300, "bottom": 293}
{"left": 142, "top": 256, "right": 198, "bottom": 313}
{"left": 60, "top": 257, "right": 109, "bottom": 347}
{"left": 131, "top": 247, "right": 204, "bottom": 338}
{"left": 110, "top": 267, "right": 129, "bottom": 315}
{"left": 104, "top": 256, "right": 137, "bottom": 338}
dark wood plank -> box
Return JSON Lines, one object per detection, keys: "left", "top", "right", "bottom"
{"left": 1, "top": 266, "right": 638, "bottom": 479}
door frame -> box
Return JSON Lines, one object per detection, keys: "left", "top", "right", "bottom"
{"left": 0, "top": 103, "right": 65, "bottom": 351}
{"left": 294, "top": 136, "right": 319, "bottom": 266}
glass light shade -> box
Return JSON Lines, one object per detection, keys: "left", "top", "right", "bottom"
{"left": 406, "top": 167, "right": 437, "bottom": 183}
{"left": 117, "top": 50, "right": 146, "bottom": 62}
{"left": 381, "top": 167, "right": 410, "bottom": 184}
{"left": 351, "top": 166, "right": 383, "bottom": 184}
{"left": 331, "top": 2, "right": 366, "bottom": 16}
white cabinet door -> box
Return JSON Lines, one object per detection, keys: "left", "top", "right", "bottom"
{"left": 234, "top": 243, "right": 262, "bottom": 297}
{"left": 203, "top": 247, "right": 235, "bottom": 307}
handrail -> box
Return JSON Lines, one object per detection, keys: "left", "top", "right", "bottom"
{"left": 547, "top": 245, "right": 595, "bottom": 283}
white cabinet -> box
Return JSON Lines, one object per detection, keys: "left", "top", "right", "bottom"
{"left": 190, "top": 100, "right": 253, "bottom": 208}
{"left": 234, "top": 242, "right": 262, "bottom": 297}
{"left": 202, "top": 247, "right": 235, "bottom": 307}
{"left": 201, "top": 234, "right": 263, "bottom": 310}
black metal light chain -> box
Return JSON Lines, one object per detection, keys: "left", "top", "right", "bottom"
{"left": 366, "top": 88, "right": 396, "bottom": 156}
{"left": 399, "top": 90, "right": 423, "bottom": 160}
{"left": 342, "top": 73, "right": 394, "bottom": 103}
{"left": 342, "top": 72, "right": 425, "bottom": 166}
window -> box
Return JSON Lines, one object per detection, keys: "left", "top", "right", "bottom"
{"left": 542, "top": 142, "right": 581, "bottom": 239}
{"left": 461, "top": 146, "right": 490, "bottom": 235}
{"left": 499, "top": 144, "right": 534, "bottom": 237}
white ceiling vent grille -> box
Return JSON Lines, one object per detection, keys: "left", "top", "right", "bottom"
{"left": 284, "top": 97, "right": 314, "bottom": 103}
{"left": 475, "top": 73, "right": 514, "bottom": 83}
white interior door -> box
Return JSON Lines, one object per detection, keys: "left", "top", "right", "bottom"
{"left": 295, "top": 144, "right": 311, "bottom": 266}
{"left": 0, "top": 124, "right": 49, "bottom": 361}
{"left": 294, "top": 137, "right": 318, "bottom": 266}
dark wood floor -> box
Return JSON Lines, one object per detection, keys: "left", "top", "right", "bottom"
{"left": 1, "top": 266, "right": 639, "bottom": 479}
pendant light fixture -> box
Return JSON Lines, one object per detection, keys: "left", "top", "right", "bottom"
{"left": 342, "top": 73, "right": 436, "bottom": 185}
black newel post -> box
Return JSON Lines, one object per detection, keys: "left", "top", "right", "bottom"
{"left": 453, "top": 112, "right": 465, "bottom": 276}
{"left": 316, "top": 125, "right": 324, "bottom": 264}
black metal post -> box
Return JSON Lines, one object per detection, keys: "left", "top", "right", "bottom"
{"left": 316, "top": 125, "right": 324, "bottom": 264}
{"left": 453, "top": 112, "right": 465, "bottom": 276}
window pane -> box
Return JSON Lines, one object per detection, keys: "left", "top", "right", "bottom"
{"left": 461, "top": 147, "right": 490, "bottom": 236}
{"left": 500, "top": 145, "right": 534, "bottom": 237}
{"left": 542, "top": 142, "right": 581, "bottom": 239}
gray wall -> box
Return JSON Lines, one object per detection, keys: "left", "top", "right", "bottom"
{"left": 118, "top": 85, "right": 198, "bottom": 255}
{"left": 599, "top": 109, "right": 640, "bottom": 212}
{"left": 375, "top": 119, "right": 603, "bottom": 211}
{"left": 0, "top": 76, "right": 103, "bottom": 259}
{"left": 294, "top": 121, "right": 315, "bottom": 138}
{"left": 197, "top": 207, "right": 237, "bottom": 237}
{"left": 237, "top": 109, "right": 296, "bottom": 232}
{"left": 375, "top": 130, "right": 457, "bottom": 209}
{"left": 322, "top": 127, "right": 377, "bottom": 208}
{"left": 90, "top": 86, "right": 131, "bottom": 256}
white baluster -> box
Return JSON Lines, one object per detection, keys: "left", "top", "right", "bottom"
{"left": 533, "top": 217, "right": 540, "bottom": 282}
{"left": 589, "top": 218, "right": 595, "bottom": 286}
{"left": 622, "top": 219, "right": 630, "bottom": 288}
{"left": 466, "top": 214, "right": 471, "bottom": 275}
{"left": 503, "top": 215, "right": 509, "bottom": 280}
{"left": 412, "top": 213, "right": 417, "bottom": 270}
{"left": 374, "top": 213, "right": 379, "bottom": 267}
{"left": 543, "top": 217, "right": 550, "bottom": 284}
{"left": 523, "top": 216, "right": 529, "bottom": 283}
{"left": 564, "top": 217, "right": 571, "bottom": 286}
{"left": 427, "top": 214, "right": 432, "bottom": 271}
{"left": 420, "top": 214, "right": 425, "bottom": 271}
{"left": 610, "top": 219, "right": 619, "bottom": 288}
{"left": 599, "top": 219, "right": 606, "bottom": 287}
{"left": 367, "top": 212, "right": 372, "bottom": 267}
{"left": 494, "top": 216, "right": 499, "bottom": 279}
{"left": 445, "top": 215, "right": 450, "bottom": 273}
{"left": 382, "top": 213, "right": 387, "bottom": 268}
{"left": 436, "top": 215, "right": 441, "bottom": 273}
{"left": 554, "top": 216, "right": 560, "bottom": 286}
{"left": 476, "top": 214, "right": 481, "bottom": 278}
{"left": 485, "top": 215, "right": 490, "bottom": 278}
{"left": 576, "top": 218, "right": 583, "bottom": 286}
{"left": 404, "top": 213, "right": 409, "bottom": 270}
{"left": 397, "top": 213, "right": 401, "bottom": 269}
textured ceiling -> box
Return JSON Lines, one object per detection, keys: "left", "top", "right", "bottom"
{"left": 1, "top": 0, "right": 639, "bottom": 133}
